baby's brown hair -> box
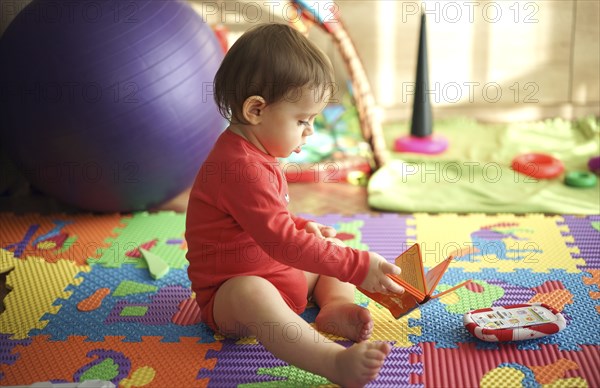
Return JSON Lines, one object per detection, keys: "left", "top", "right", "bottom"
{"left": 213, "top": 23, "right": 334, "bottom": 124}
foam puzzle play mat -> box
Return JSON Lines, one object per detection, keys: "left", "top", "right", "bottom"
{"left": 1, "top": 212, "right": 599, "bottom": 387}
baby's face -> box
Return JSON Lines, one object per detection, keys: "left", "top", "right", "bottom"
{"left": 256, "top": 86, "right": 329, "bottom": 158}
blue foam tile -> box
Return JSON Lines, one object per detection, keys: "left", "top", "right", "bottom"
{"left": 30, "top": 264, "right": 216, "bottom": 343}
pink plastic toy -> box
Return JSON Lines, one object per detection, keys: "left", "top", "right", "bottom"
{"left": 395, "top": 135, "right": 449, "bottom": 154}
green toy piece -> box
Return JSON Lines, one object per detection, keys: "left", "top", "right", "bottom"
{"left": 140, "top": 248, "right": 169, "bottom": 280}
{"left": 565, "top": 171, "right": 598, "bottom": 188}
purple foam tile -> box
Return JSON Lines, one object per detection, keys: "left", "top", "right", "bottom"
{"left": 487, "top": 279, "right": 536, "bottom": 306}
{"left": 199, "top": 339, "right": 423, "bottom": 387}
{"left": 561, "top": 215, "right": 600, "bottom": 270}
{"left": 298, "top": 213, "right": 367, "bottom": 228}
{"left": 198, "top": 339, "right": 287, "bottom": 386}
{"left": 106, "top": 285, "right": 191, "bottom": 325}
{"left": 359, "top": 214, "right": 413, "bottom": 262}
{"left": 300, "top": 213, "right": 412, "bottom": 262}
{"left": 0, "top": 334, "right": 32, "bottom": 379}
{"left": 369, "top": 344, "right": 424, "bottom": 387}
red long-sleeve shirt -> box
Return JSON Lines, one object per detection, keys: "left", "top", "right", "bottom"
{"left": 185, "top": 130, "right": 370, "bottom": 320}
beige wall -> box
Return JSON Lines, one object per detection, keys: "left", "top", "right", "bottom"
{"left": 2, "top": 0, "right": 598, "bottom": 123}
{"left": 191, "top": 0, "right": 599, "bottom": 123}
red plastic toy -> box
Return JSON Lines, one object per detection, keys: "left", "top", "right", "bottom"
{"left": 464, "top": 303, "right": 566, "bottom": 342}
{"left": 512, "top": 153, "right": 564, "bottom": 179}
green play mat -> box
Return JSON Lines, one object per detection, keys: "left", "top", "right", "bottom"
{"left": 368, "top": 117, "right": 600, "bottom": 214}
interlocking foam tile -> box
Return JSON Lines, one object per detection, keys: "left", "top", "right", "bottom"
{"left": 331, "top": 220, "right": 369, "bottom": 250}
{"left": 582, "top": 269, "right": 600, "bottom": 314}
{"left": 199, "top": 339, "right": 423, "bottom": 387}
{"left": 479, "top": 363, "right": 538, "bottom": 388}
{"left": 560, "top": 215, "right": 600, "bottom": 270}
{"left": 0, "top": 213, "right": 125, "bottom": 265}
{"left": 437, "top": 279, "right": 506, "bottom": 314}
{"left": 2, "top": 211, "right": 599, "bottom": 387}
{"left": 365, "top": 291, "right": 422, "bottom": 348}
{"left": 112, "top": 280, "right": 157, "bottom": 297}
{"left": 412, "top": 268, "right": 599, "bottom": 351}
{"left": 529, "top": 358, "right": 579, "bottom": 384}
{"left": 411, "top": 214, "right": 583, "bottom": 273}
{"left": 248, "top": 365, "right": 331, "bottom": 387}
{"left": 417, "top": 342, "right": 599, "bottom": 388}
{"left": 198, "top": 339, "right": 309, "bottom": 386}
{"left": 0, "top": 249, "right": 90, "bottom": 339}
{"left": 92, "top": 212, "right": 187, "bottom": 269}
{"left": 77, "top": 287, "right": 111, "bottom": 312}
{"left": 1, "top": 335, "right": 221, "bottom": 386}
{"left": 376, "top": 344, "right": 423, "bottom": 387}
{"left": 30, "top": 264, "right": 216, "bottom": 343}
{"left": 0, "top": 334, "right": 31, "bottom": 379}
{"left": 305, "top": 213, "right": 415, "bottom": 261}
{"left": 172, "top": 297, "right": 202, "bottom": 326}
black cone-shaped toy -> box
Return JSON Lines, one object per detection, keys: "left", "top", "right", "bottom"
{"left": 395, "top": 13, "right": 448, "bottom": 154}
{"left": 411, "top": 12, "right": 432, "bottom": 138}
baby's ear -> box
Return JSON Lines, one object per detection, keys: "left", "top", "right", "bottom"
{"left": 242, "top": 95, "right": 266, "bottom": 125}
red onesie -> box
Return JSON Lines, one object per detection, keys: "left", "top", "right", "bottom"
{"left": 185, "top": 130, "right": 370, "bottom": 331}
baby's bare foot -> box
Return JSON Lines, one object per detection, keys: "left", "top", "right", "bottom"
{"left": 315, "top": 303, "right": 373, "bottom": 342}
{"left": 329, "top": 341, "right": 391, "bottom": 387}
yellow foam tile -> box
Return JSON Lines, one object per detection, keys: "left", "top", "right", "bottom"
{"left": 368, "top": 300, "right": 421, "bottom": 348}
{"left": 0, "top": 249, "right": 90, "bottom": 339}
{"left": 411, "top": 214, "right": 584, "bottom": 273}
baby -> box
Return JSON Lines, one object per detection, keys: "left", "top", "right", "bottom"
{"left": 185, "top": 23, "right": 404, "bottom": 386}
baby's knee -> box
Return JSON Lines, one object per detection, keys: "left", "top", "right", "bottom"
{"left": 218, "top": 276, "right": 279, "bottom": 311}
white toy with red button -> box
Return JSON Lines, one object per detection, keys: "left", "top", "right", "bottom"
{"left": 463, "top": 303, "right": 566, "bottom": 342}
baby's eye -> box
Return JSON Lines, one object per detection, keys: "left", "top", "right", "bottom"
{"left": 298, "top": 120, "right": 310, "bottom": 127}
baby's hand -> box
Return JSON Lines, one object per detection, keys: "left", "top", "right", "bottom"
{"left": 324, "top": 237, "right": 346, "bottom": 247}
{"left": 360, "top": 252, "right": 405, "bottom": 294}
{"left": 304, "top": 221, "right": 337, "bottom": 239}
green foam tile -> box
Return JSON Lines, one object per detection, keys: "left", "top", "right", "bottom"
{"left": 113, "top": 280, "right": 158, "bottom": 297}
{"left": 94, "top": 212, "right": 187, "bottom": 269}
{"left": 120, "top": 306, "right": 148, "bottom": 317}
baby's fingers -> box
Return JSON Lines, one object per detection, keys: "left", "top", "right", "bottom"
{"left": 321, "top": 226, "right": 337, "bottom": 238}
{"left": 381, "top": 276, "right": 405, "bottom": 294}
{"left": 380, "top": 261, "right": 401, "bottom": 276}
{"left": 305, "top": 222, "right": 324, "bottom": 238}
{"left": 325, "top": 237, "right": 346, "bottom": 247}
{"left": 379, "top": 262, "right": 404, "bottom": 294}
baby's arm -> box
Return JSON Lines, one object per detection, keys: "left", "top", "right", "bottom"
{"left": 219, "top": 161, "right": 404, "bottom": 289}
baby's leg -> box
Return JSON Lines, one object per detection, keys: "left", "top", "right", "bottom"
{"left": 213, "top": 276, "right": 389, "bottom": 386}
{"left": 312, "top": 275, "right": 374, "bottom": 342}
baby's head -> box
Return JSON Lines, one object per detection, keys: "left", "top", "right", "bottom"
{"left": 214, "top": 23, "right": 334, "bottom": 124}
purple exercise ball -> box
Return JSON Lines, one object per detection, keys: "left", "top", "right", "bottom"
{"left": 0, "top": 0, "right": 225, "bottom": 212}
